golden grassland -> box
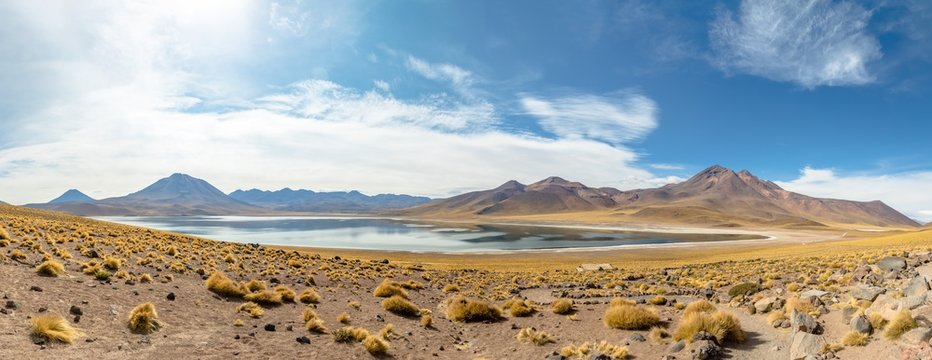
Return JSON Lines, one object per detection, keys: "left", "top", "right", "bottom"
{"left": 3, "top": 202, "right": 932, "bottom": 358}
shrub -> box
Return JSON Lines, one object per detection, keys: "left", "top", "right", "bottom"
{"left": 103, "top": 256, "right": 122, "bottom": 270}
{"left": 603, "top": 304, "right": 660, "bottom": 330}
{"left": 206, "top": 271, "right": 246, "bottom": 298}
{"left": 139, "top": 273, "right": 154, "bottom": 283}
{"left": 379, "top": 324, "right": 395, "bottom": 340}
{"left": 274, "top": 285, "right": 296, "bottom": 302}
{"left": 516, "top": 327, "right": 555, "bottom": 346}
{"left": 94, "top": 269, "right": 111, "bottom": 281}
{"left": 30, "top": 314, "right": 82, "bottom": 344}
{"left": 36, "top": 260, "right": 65, "bottom": 277}
{"left": 244, "top": 290, "right": 283, "bottom": 306}
{"left": 552, "top": 298, "right": 575, "bottom": 315}
{"left": 445, "top": 297, "right": 503, "bottom": 322}
{"left": 673, "top": 306, "right": 745, "bottom": 344}
{"left": 362, "top": 334, "right": 389, "bottom": 355}
{"left": 0, "top": 239, "right": 10, "bottom": 247}
{"left": 243, "top": 279, "right": 266, "bottom": 292}
{"left": 0, "top": 228, "right": 9, "bottom": 240}
{"left": 443, "top": 284, "right": 459, "bottom": 293}
{"left": 684, "top": 300, "right": 717, "bottom": 315}
{"left": 610, "top": 298, "right": 636, "bottom": 307}
{"left": 784, "top": 296, "right": 818, "bottom": 317}
{"left": 648, "top": 326, "right": 669, "bottom": 344}
{"left": 648, "top": 295, "right": 668, "bottom": 306}
{"left": 884, "top": 310, "right": 917, "bottom": 340}
{"left": 869, "top": 313, "right": 887, "bottom": 330}
{"left": 333, "top": 326, "right": 370, "bottom": 343}
{"left": 420, "top": 313, "right": 432, "bottom": 328}
{"left": 373, "top": 280, "right": 408, "bottom": 298}
{"left": 233, "top": 319, "right": 244, "bottom": 327}
{"left": 728, "top": 282, "right": 760, "bottom": 297}
{"left": 303, "top": 308, "right": 319, "bottom": 322}
{"left": 767, "top": 311, "right": 787, "bottom": 326}
{"left": 128, "top": 302, "right": 161, "bottom": 334}
{"left": 503, "top": 298, "right": 536, "bottom": 317}
{"left": 238, "top": 302, "right": 264, "bottom": 318}
{"left": 306, "top": 318, "right": 327, "bottom": 333}
{"left": 338, "top": 312, "right": 351, "bottom": 324}
{"left": 382, "top": 295, "right": 420, "bottom": 317}
{"left": 299, "top": 288, "right": 321, "bottom": 304}
{"left": 10, "top": 249, "right": 26, "bottom": 260}
{"left": 560, "top": 341, "right": 628, "bottom": 359}
{"left": 841, "top": 331, "right": 869, "bottom": 346}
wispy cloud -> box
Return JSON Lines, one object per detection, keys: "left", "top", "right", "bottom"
{"left": 405, "top": 55, "right": 474, "bottom": 90}
{"left": 649, "top": 163, "right": 684, "bottom": 171}
{"left": 520, "top": 92, "right": 658, "bottom": 145}
{"left": 709, "top": 0, "right": 882, "bottom": 88}
{"left": 776, "top": 166, "right": 932, "bottom": 222}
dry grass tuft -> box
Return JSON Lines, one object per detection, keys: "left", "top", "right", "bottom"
{"left": 333, "top": 326, "right": 371, "bottom": 343}
{"left": 560, "top": 341, "right": 629, "bottom": 359}
{"left": 683, "top": 300, "right": 717, "bottom": 315}
{"left": 362, "top": 334, "right": 390, "bottom": 355}
{"left": 552, "top": 298, "right": 575, "bottom": 315}
{"left": 373, "top": 279, "right": 409, "bottom": 298}
{"left": 382, "top": 295, "right": 420, "bottom": 317}
{"left": 244, "top": 290, "right": 283, "bottom": 306}
{"left": 36, "top": 260, "right": 65, "bottom": 277}
{"left": 516, "top": 327, "right": 555, "bottom": 346}
{"left": 338, "top": 312, "right": 351, "bottom": 324}
{"left": 274, "top": 285, "right": 296, "bottom": 303}
{"left": 128, "top": 302, "right": 161, "bottom": 334}
{"left": 603, "top": 303, "right": 660, "bottom": 330}
{"left": 503, "top": 298, "right": 536, "bottom": 317}
{"left": 673, "top": 301, "right": 745, "bottom": 344}
{"left": 883, "top": 309, "right": 917, "bottom": 340}
{"left": 299, "top": 288, "right": 321, "bottom": 304}
{"left": 868, "top": 313, "right": 887, "bottom": 330}
{"left": 445, "top": 296, "right": 503, "bottom": 322}
{"left": 206, "top": 271, "right": 246, "bottom": 298}
{"left": 648, "top": 326, "right": 669, "bottom": 344}
{"left": 31, "top": 314, "right": 82, "bottom": 344}
{"left": 237, "top": 302, "right": 264, "bottom": 318}
{"left": 842, "top": 331, "right": 869, "bottom": 346}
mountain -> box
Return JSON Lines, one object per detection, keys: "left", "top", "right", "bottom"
{"left": 48, "top": 189, "right": 95, "bottom": 204}
{"left": 402, "top": 165, "right": 919, "bottom": 229}
{"left": 229, "top": 188, "right": 431, "bottom": 212}
{"left": 27, "top": 173, "right": 264, "bottom": 216}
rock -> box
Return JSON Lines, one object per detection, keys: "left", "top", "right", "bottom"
{"left": 791, "top": 310, "right": 822, "bottom": 334}
{"left": 851, "top": 315, "right": 872, "bottom": 334}
{"left": 669, "top": 340, "right": 686, "bottom": 352}
{"left": 917, "top": 264, "right": 932, "bottom": 281}
{"left": 841, "top": 306, "right": 858, "bottom": 324}
{"left": 754, "top": 297, "right": 777, "bottom": 313}
{"left": 285, "top": 324, "right": 293, "bottom": 332}
{"left": 166, "top": 292, "right": 176, "bottom": 301}
{"left": 901, "top": 295, "right": 926, "bottom": 310}
{"left": 867, "top": 294, "right": 901, "bottom": 320}
{"left": 69, "top": 305, "right": 83, "bottom": 316}
{"left": 688, "top": 339, "right": 722, "bottom": 360}
{"left": 790, "top": 332, "right": 827, "bottom": 360}
{"left": 109, "top": 304, "right": 120, "bottom": 316}
{"left": 544, "top": 353, "right": 565, "bottom": 360}
{"left": 900, "top": 327, "right": 932, "bottom": 345}
{"left": 5, "top": 301, "right": 18, "bottom": 310}
{"left": 264, "top": 324, "right": 276, "bottom": 332}
{"left": 628, "top": 334, "right": 646, "bottom": 342}
{"left": 661, "top": 356, "right": 676, "bottom": 360}
{"left": 906, "top": 276, "right": 931, "bottom": 298}
{"left": 296, "top": 336, "right": 310, "bottom": 344}
{"left": 878, "top": 256, "right": 907, "bottom": 272}
{"left": 851, "top": 286, "right": 885, "bottom": 301}
{"left": 589, "top": 354, "right": 611, "bottom": 360}
{"left": 800, "top": 290, "right": 828, "bottom": 299}
{"left": 29, "top": 286, "right": 42, "bottom": 292}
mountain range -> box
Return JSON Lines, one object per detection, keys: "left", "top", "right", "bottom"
{"left": 27, "top": 173, "right": 431, "bottom": 216}
{"left": 400, "top": 165, "right": 919, "bottom": 229}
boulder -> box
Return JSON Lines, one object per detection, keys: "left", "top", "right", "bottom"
{"left": 688, "top": 339, "right": 722, "bottom": 360}
{"left": 800, "top": 290, "right": 828, "bottom": 299}
{"left": 866, "top": 294, "right": 901, "bottom": 320}
{"left": 791, "top": 309, "right": 822, "bottom": 334}
{"left": 878, "top": 257, "right": 907, "bottom": 272}
{"left": 905, "top": 276, "right": 931, "bottom": 298}
{"left": 901, "top": 295, "right": 927, "bottom": 310}
{"left": 916, "top": 264, "right": 932, "bottom": 281}
{"left": 754, "top": 297, "right": 777, "bottom": 313}
{"left": 791, "top": 332, "right": 827, "bottom": 360}
{"left": 900, "top": 327, "right": 932, "bottom": 345}
{"left": 851, "top": 314, "right": 872, "bottom": 334}
{"left": 851, "top": 286, "right": 885, "bottom": 301}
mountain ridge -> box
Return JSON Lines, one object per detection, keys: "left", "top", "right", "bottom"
{"left": 48, "top": 189, "right": 95, "bottom": 204}
{"left": 401, "top": 165, "right": 919, "bottom": 229}
{"left": 228, "top": 188, "right": 430, "bottom": 212}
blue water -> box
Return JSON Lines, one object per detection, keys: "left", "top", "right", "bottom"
{"left": 95, "top": 216, "right": 754, "bottom": 252}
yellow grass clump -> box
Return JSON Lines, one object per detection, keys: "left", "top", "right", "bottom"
{"left": 206, "top": 271, "right": 246, "bottom": 298}
{"left": 673, "top": 301, "right": 745, "bottom": 344}
{"left": 503, "top": 298, "right": 536, "bottom": 317}
{"left": 243, "top": 279, "right": 266, "bottom": 292}
{"left": 333, "top": 326, "right": 371, "bottom": 343}
{"left": 299, "top": 288, "right": 321, "bottom": 304}
{"left": 36, "top": 260, "right": 65, "bottom": 277}
{"left": 128, "top": 302, "right": 161, "bottom": 334}
{"left": 445, "top": 297, "right": 504, "bottom": 322}
{"left": 244, "top": 290, "right": 283, "bottom": 306}
{"left": 338, "top": 312, "right": 350, "bottom": 324}
{"left": 552, "top": 298, "right": 575, "bottom": 315}
{"left": 274, "top": 285, "right": 296, "bottom": 303}
{"left": 883, "top": 309, "right": 917, "bottom": 340}
{"left": 603, "top": 302, "right": 660, "bottom": 330}
{"left": 560, "top": 341, "right": 629, "bottom": 359}
{"left": 516, "top": 327, "right": 555, "bottom": 346}
{"left": 841, "top": 331, "right": 869, "bottom": 346}
{"left": 362, "top": 334, "right": 390, "bottom": 355}
{"left": 238, "top": 302, "right": 264, "bottom": 318}
{"left": 30, "top": 314, "right": 82, "bottom": 344}
{"left": 382, "top": 295, "right": 420, "bottom": 317}
{"left": 648, "top": 326, "right": 669, "bottom": 344}
{"left": 373, "top": 279, "right": 409, "bottom": 298}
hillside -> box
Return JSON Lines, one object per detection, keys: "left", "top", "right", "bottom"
{"left": 27, "top": 174, "right": 264, "bottom": 216}
{"left": 230, "top": 188, "right": 430, "bottom": 212}
{"left": 402, "top": 165, "right": 919, "bottom": 229}
{"left": 48, "top": 189, "right": 95, "bottom": 204}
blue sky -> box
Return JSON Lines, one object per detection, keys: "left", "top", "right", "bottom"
{"left": 1, "top": 0, "right": 931, "bottom": 221}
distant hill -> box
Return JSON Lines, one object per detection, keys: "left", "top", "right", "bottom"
{"left": 402, "top": 165, "right": 919, "bottom": 229}
{"left": 229, "top": 188, "right": 430, "bottom": 212}
{"left": 48, "top": 189, "right": 95, "bottom": 204}
{"left": 27, "top": 174, "right": 264, "bottom": 216}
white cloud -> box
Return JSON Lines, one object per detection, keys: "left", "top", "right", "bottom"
{"left": 710, "top": 0, "right": 882, "bottom": 88}
{"left": 405, "top": 55, "right": 474, "bottom": 89}
{"left": 649, "top": 163, "right": 684, "bottom": 171}
{"left": 373, "top": 80, "right": 390, "bottom": 92}
{"left": 777, "top": 167, "right": 932, "bottom": 222}
{"left": 520, "top": 92, "right": 658, "bottom": 144}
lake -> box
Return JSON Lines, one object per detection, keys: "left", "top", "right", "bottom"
{"left": 95, "top": 216, "right": 761, "bottom": 252}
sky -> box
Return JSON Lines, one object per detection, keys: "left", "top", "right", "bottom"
{"left": 1, "top": 0, "right": 931, "bottom": 222}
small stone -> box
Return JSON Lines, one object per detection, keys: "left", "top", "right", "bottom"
{"left": 689, "top": 339, "right": 722, "bottom": 360}
{"left": 589, "top": 354, "right": 611, "bottom": 360}
{"left": 791, "top": 310, "right": 822, "bottom": 334}
{"left": 296, "top": 336, "right": 311, "bottom": 344}
{"left": 670, "top": 340, "right": 686, "bottom": 352}
{"left": 166, "top": 292, "right": 176, "bottom": 301}
{"left": 286, "top": 325, "right": 294, "bottom": 332}
{"left": 37, "top": 307, "right": 47, "bottom": 313}
{"left": 29, "top": 286, "right": 42, "bottom": 292}
{"left": 69, "top": 305, "right": 83, "bottom": 316}
{"left": 851, "top": 315, "right": 872, "bottom": 334}
{"left": 628, "top": 334, "right": 646, "bottom": 342}
{"left": 264, "top": 324, "right": 276, "bottom": 332}
{"left": 5, "top": 300, "right": 18, "bottom": 310}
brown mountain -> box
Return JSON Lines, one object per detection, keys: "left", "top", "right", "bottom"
{"left": 402, "top": 165, "right": 919, "bottom": 229}
{"left": 27, "top": 173, "right": 265, "bottom": 216}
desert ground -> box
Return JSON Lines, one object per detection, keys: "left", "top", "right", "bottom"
{"left": 2, "top": 204, "right": 932, "bottom": 360}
